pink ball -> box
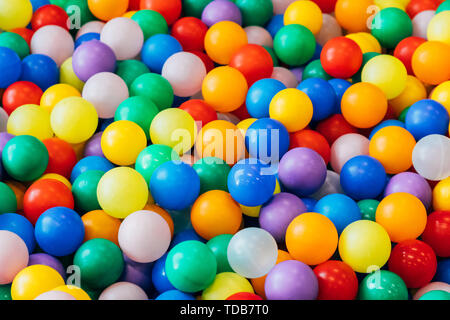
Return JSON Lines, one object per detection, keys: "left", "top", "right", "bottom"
{"left": 245, "top": 26, "right": 273, "bottom": 47}
{"left": 31, "top": 25, "right": 74, "bottom": 66}
{"left": 330, "top": 133, "right": 370, "bottom": 173}
{"left": 412, "top": 10, "right": 435, "bottom": 39}
{"left": 272, "top": 0, "right": 297, "bottom": 15}
{"left": 317, "top": 14, "right": 343, "bottom": 47}
{"left": 413, "top": 282, "right": 450, "bottom": 300}
{"left": 99, "top": 282, "right": 148, "bottom": 300}
{"left": 0, "top": 108, "right": 8, "bottom": 132}
{"left": 271, "top": 67, "right": 298, "bottom": 88}
{"left": 76, "top": 21, "right": 105, "bottom": 39}
{"left": 82, "top": 72, "right": 129, "bottom": 119}
{"left": 35, "top": 290, "right": 76, "bottom": 300}
{"left": 100, "top": 17, "right": 144, "bottom": 61}
{"left": 118, "top": 210, "right": 171, "bottom": 263}
{"left": 0, "top": 231, "right": 29, "bottom": 285}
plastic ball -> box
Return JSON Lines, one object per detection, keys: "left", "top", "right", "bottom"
{"left": 371, "top": 8, "right": 412, "bottom": 49}
{"left": 431, "top": 81, "right": 450, "bottom": 115}
{"left": 412, "top": 134, "right": 450, "bottom": 181}
{"left": 412, "top": 9, "right": 435, "bottom": 39}
{"left": 206, "top": 234, "right": 233, "bottom": 274}
{"left": 394, "top": 37, "right": 426, "bottom": 75}
{"left": 140, "top": 0, "right": 182, "bottom": 26}
{"left": 419, "top": 290, "right": 450, "bottom": 300}
{"left": 183, "top": 0, "right": 212, "bottom": 18}
{"left": 0, "top": 0, "right": 33, "bottom": 31}
{"left": 434, "top": 177, "right": 450, "bottom": 212}
{"left": 384, "top": 172, "right": 432, "bottom": 209}
{"left": 0, "top": 47, "right": 22, "bottom": 89}
{"left": 81, "top": 210, "right": 121, "bottom": 245}
{"left": 427, "top": 11, "right": 450, "bottom": 45}
{"left": 358, "top": 199, "right": 380, "bottom": 221}
{"left": 284, "top": 0, "right": 323, "bottom": 35}
{"left": 229, "top": 44, "right": 273, "bottom": 86}
{"left": 0, "top": 183, "right": 17, "bottom": 216}
{"left": 40, "top": 84, "right": 81, "bottom": 113}
{"left": 298, "top": 78, "right": 337, "bottom": 121}
{"left": 99, "top": 282, "right": 148, "bottom": 300}
{"left": 0, "top": 213, "right": 34, "bottom": 254}
{"left": 59, "top": 57, "right": 85, "bottom": 92}
{"left": 273, "top": 24, "right": 316, "bottom": 66}
{"left": 422, "top": 211, "right": 450, "bottom": 257}
{"left": 244, "top": 26, "right": 273, "bottom": 47}
{"left": 52, "top": 285, "right": 91, "bottom": 300}
{"left": 358, "top": 270, "right": 408, "bottom": 300}
{"left": 289, "top": 130, "right": 331, "bottom": 165}
{"left": 405, "top": 99, "right": 449, "bottom": 140}
{"left": 72, "top": 171, "right": 104, "bottom": 213}
{"left": 330, "top": 133, "right": 369, "bottom": 173}
{"left": 2, "top": 81, "right": 43, "bottom": 115}
{"left": 130, "top": 73, "right": 174, "bottom": 111}
{"left": 170, "top": 17, "right": 207, "bottom": 52}
{"left": 320, "top": 37, "right": 362, "bottom": 79}
{"left": 411, "top": 41, "right": 450, "bottom": 85}
{"left": 235, "top": 0, "right": 273, "bottom": 27}
{"left": 389, "top": 75, "right": 427, "bottom": 116}
{"left": 30, "top": 4, "right": 68, "bottom": 30}
{"left": 413, "top": 282, "right": 450, "bottom": 299}
{"left": 141, "top": 34, "right": 182, "bottom": 74}
{"left": 11, "top": 265, "right": 64, "bottom": 300}
{"left": 156, "top": 290, "right": 195, "bottom": 300}
{"left": 335, "top": 0, "right": 374, "bottom": 33}
{"left": 179, "top": 99, "right": 217, "bottom": 126}
{"left": 316, "top": 13, "right": 342, "bottom": 46}
{"left": 271, "top": 67, "right": 299, "bottom": 88}
{"left": 35, "top": 291, "right": 76, "bottom": 300}
{"left": 30, "top": 25, "right": 74, "bottom": 67}
{"left": 70, "top": 155, "right": 114, "bottom": 183}
{"left": 87, "top": 0, "right": 128, "bottom": 21}
{"left": 7, "top": 104, "right": 53, "bottom": 141}
{"left": 202, "top": 272, "right": 254, "bottom": 300}
{"left": 0, "top": 31, "right": 30, "bottom": 59}
{"left": 131, "top": 9, "right": 168, "bottom": 41}
{"left": 314, "top": 260, "right": 358, "bottom": 300}
{"left": 0, "top": 231, "right": 29, "bottom": 285}
{"left": 310, "top": 170, "right": 344, "bottom": 200}
{"left": 201, "top": 0, "right": 242, "bottom": 27}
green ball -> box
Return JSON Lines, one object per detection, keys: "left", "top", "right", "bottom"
{"left": 371, "top": 8, "right": 412, "bottom": 49}
{"left": 0, "top": 32, "right": 29, "bottom": 59}
{"left": 358, "top": 270, "right": 408, "bottom": 300}
{"left": 166, "top": 240, "right": 217, "bottom": 292}
{"left": 72, "top": 170, "right": 104, "bottom": 213}
{"left": 2, "top": 135, "right": 49, "bottom": 182}
{"left": 132, "top": 10, "right": 169, "bottom": 41}
{"left": 116, "top": 60, "right": 150, "bottom": 89}
{"left": 206, "top": 234, "right": 233, "bottom": 273}
{"left": 302, "top": 59, "right": 332, "bottom": 81}
{"left": 437, "top": 0, "right": 450, "bottom": 13}
{"left": 115, "top": 96, "right": 159, "bottom": 140}
{"left": 135, "top": 144, "right": 180, "bottom": 186}
{"left": 183, "top": 0, "right": 213, "bottom": 18}
{"left": 274, "top": 24, "right": 316, "bottom": 66}
{"left": 352, "top": 52, "right": 380, "bottom": 83}
{"left": 0, "top": 284, "right": 11, "bottom": 300}
{"left": 73, "top": 239, "right": 124, "bottom": 290}
{"left": 64, "top": 0, "right": 95, "bottom": 28}
{"left": 0, "top": 182, "right": 17, "bottom": 215}
{"left": 193, "top": 157, "right": 230, "bottom": 194}
{"left": 50, "top": 0, "right": 67, "bottom": 7}
{"left": 357, "top": 199, "right": 380, "bottom": 221}
{"left": 419, "top": 290, "right": 450, "bottom": 300}
{"left": 236, "top": 0, "right": 273, "bottom": 27}
{"left": 263, "top": 45, "right": 279, "bottom": 67}
{"left": 130, "top": 73, "right": 174, "bottom": 111}
{"left": 399, "top": 106, "right": 410, "bottom": 122}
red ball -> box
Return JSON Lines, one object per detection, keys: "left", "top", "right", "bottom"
{"left": 2, "top": 81, "right": 43, "bottom": 115}
{"left": 312, "top": 0, "right": 338, "bottom": 13}
{"left": 316, "top": 114, "right": 358, "bottom": 145}
{"left": 226, "top": 292, "right": 263, "bottom": 300}
{"left": 43, "top": 138, "right": 78, "bottom": 179}
{"left": 232, "top": 103, "right": 251, "bottom": 121}
{"left": 388, "top": 239, "right": 437, "bottom": 288}
{"left": 229, "top": 44, "right": 274, "bottom": 86}
{"left": 320, "top": 37, "right": 363, "bottom": 79}
{"left": 394, "top": 37, "right": 427, "bottom": 75}
{"left": 406, "top": 0, "right": 440, "bottom": 19}
{"left": 31, "top": 4, "right": 70, "bottom": 31}
{"left": 421, "top": 211, "right": 450, "bottom": 257}
{"left": 128, "top": 0, "right": 141, "bottom": 10}
{"left": 289, "top": 129, "right": 331, "bottom": 164}
{"left": 10, "top": 28, "right": 35, "bottom": 46}
{"left": 171, "top": 17, "right": 208, "bottom": 52}
{"left": 140, "top": 0, "right": 182, "bottom": 25}
{"left": 188, "top": 50, "right": 215, "bottom": 73}
{"left": 179, "top": 99, "right": 218, "bottom": 127}
{"left": 314, "top": 260, "right": 358, "bottom": 300}
{"left": 23, "top": 179, "right": 75, "bottom": 225}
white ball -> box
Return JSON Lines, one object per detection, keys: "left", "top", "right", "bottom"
{"left": 330, "top": 133, "right": 370, "bottom": 173}
{"left": 271, "top": 67, "right": 298, "bottom": 88}
{"left": 272, "top": 0, "right": 297, "bottom": 15}
{"left": 82, "top": 72, "right": 129, "bottom": 119}
{"left": 412, "top": 134, "right": 450, "bottom": 181}
{"left": 100, "top": 17, "right": 144, "bottom": 60}
{"left": 217, "top": 112, "right": 240, "bottom": 125}
{"left": 162, "top": 52, "right": 206, "bottom": 97}
{"left": 227, "top": 227, "right": 278, "bottom": 279}
{"left": 31, "top": 25, "right": 74, "bottom": 66}
{"left": 245, "top": 26, "right": 273, "bottom": 47}
{"left": 35, "top": 291, "right": 76, "bottom": 300}
{"left": 99, "top": 282, "right": 148, "bottom": 300}
{"left": 76, "top": 21, "right": 105, "bottom": 39}
{"left": 317, "top": 14, "right": 343, "bottom": 46}
{"left": 412, "top": 10, "right": 435, "bottom": 39}
{"left": 311, "top": 170, "right": 344, "bottom": 200}
{"left": 0, "top": 108, "right": 8, "bottom": 132}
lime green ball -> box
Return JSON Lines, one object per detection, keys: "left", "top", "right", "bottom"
{"left": 274, "top": 24, "right": 316, "bottom": 66}
{"left": 357, "top": 199, "right": 380, "bottom": 221}
{"left": 183, "top": 0, "right": 213, "bottom": 18}
{"left": 206, "top": 234, "right": 233, "bottom": 273}
{"left": 0, "top": 32, "right": 29, "bottom": 59}
{"left": 302, "top": 59, "right": 332, "bottom": 81}
{"left": 132, "top": 10, "right": 169, "bottom": 41}
{"left": 236, "top": 0, "right": 273, "bottom": 27}
{"left": 72, "top": 170, "right": 104, "bottom": 213}
{"left": 130, "top": 73, "right": 174, "bottom": 111}
{"left": 116, "top": 60, "right": 150, "bottom": 89}
{"left": 193, "top": 157, "right": 230, "bottom": 194}
{"left": 263, "top": 45, "right": 279, "bottom": 67}
{"left": 371, "top": 8, "right": 412, "bottom": 49}
{"left": 64, "top": 0, "right": 95, "bottom": 28}
{"left": 0, "top": 182, "right": 17, "bottom": 215}
{"left": 358, "top": 270, "right": 408, "bottom": 300}
{"left": 419, "top": 290, "right": 450, "bottom": 300}
{"left": 0, "top": 284, "right": 11, "bottom": 300}
{"left": 399, "top": 106, "right": 410, "bottom": 122}
{"left": 352, "top": 52, "right": 380, "bottom": 83}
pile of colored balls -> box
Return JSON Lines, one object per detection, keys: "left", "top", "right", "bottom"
{"left": 1, "top": 0, "right": 450, "bottom": 301}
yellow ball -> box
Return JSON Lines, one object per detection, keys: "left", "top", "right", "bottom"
{"left": 362, "top": 54, "right": 408, "bottom": 99}
{"left": 430, "top": 81, "right": 450, "bottom": 116}
{"left": 60, "top": 57, "right": 85, "bottom": 92}
{"left": 338, "top": 220, "right": 391, "bottom": 273}
{"left": 433, "top": 177, "right": 450, "bottom": 212}
{"left": 346, "top": 32, "right": 382, "bottom": 54}
{"left": 236, "top": 118, "right": 257, "bottom": 137}
{"left": 389, "top": 76, "right": 427, "bottom": 116}
{"left": 150, "top": 108, "right": 197, "bottom": 155}
{"left": 11, "top": 265, "right": 65, "bottom": 300}
{"left": 202, "top": 272, "right": 254, "bottom": 300}
{"left": 122, "top": 10, "right": 137, "bottom": 18}
{"left": 284, "top": 0, "right": 323, "bottom": 35}
{"left": 374, "top": 0, "right": 406, "bottom": 10}
{"left": 269, "top": 88, "right": 313, "bottom": 132}
{"left": 7, "top": 104, "right": 54, "bottom": 141}
{"left": 358, "top": 32, "right": 382, "bottom": 53}
{"left": 427, "top": 11, "right": 450, "bottom": 46}
{"left": 54, "top": 285, "right": 91, "bottom": 300}
{"left": 0, "top": 0, "right": 33, "bottom": 30}
{"left": 41, "top": 84, "right": 81, "bottom": 113}
{"left": 38, "top": 173, "right": 72, "bottom": 190}
{"left": 97, "top": 167, "right": 149, "bottom": 219}
{"left": 101, "top": 120, "right": 147, "bottom": 166}
{"left": 51, "top": 97, "right": 98, "bottom": 144}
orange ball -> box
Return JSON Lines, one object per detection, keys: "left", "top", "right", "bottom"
{"left": 81, "top": 210, "right": 122, "bottom": 246}
{"left": 341, "top": 82, "right": 388, "bottom": 128}
{"left": 87, "top": 0, "right": 129, "bottom": 21}
{"left": 144, "top": 204, "right": 174, "bottom": 237}
{"left": 376, "top": 192, "right": 427, "bottom": 243}
{"left": 369, "top": 126, "right": 416, "bottom": 174}
{"left": 195, "top": 120, "right": 246, "bottom": 165}
{"left": 285, "top": 212, "right": 338, "bottom": 266}
{"left": 412, "top": 41, "right": 450, "bottom": 85}
{"left": 335, "top": 0, "right": 374, "bottom": 33}
{"left": 4, "top": 181, "right": 26, "bottom": 211}
{"left": 190, "top": 190, "right": 243, "bottom": 240}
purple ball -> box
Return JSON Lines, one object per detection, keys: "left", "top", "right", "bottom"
{"left": 265, "top": 260, "right": 318, "bottom": 300}
{"left": 120, "top": 254, "right": 154, "bottom": 292}
{"left": 84, "top": 132, "right": 104, "bottom": 158}
{"left": 278, "top": 147, "right": 327, "bottom": 197}
{"left": 290, "top": 67, "right": 304, "bottom": 82}
{"left": 259, "top": 192, "right": 307, "bottom": 242}
{"left": 72, "top": 40, "right": 116, "bottom": 82}
{"left": 201, "top": 0, "right": 242, "bottom": 27}
{"left": 0, "top": 132, "right": 14, "bottom": 155}
{"left": 384, "top": 172, "right": 432, "bottom": 209}
{"left": 28, "top": 253, "right": 66, "bottom": 280}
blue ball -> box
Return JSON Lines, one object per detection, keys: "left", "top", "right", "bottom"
{"left": 0, "top": 213, "right": 36, "bottom": 253}
{"left": 30, "top": 0, "right": 50, "bottom": 11}
{"left": 434, "top": 259, "right": 450, "bottom": 284}
{"left": 155, "top": 290, "right": 195, "bottom": 300}
{"left": 35, "top": 207, "right": 85, "bottom": 257}
{"left": 170, "top": 229, "right": 205, "bottom": 249}
{"left": 297, "top": 78, "right": 337, "bottom": 121}
{"left": 301, "top": 197, "right": 317, "bottom": 212}
{"left": 266, "top": 14, "right": 284, "bottom": 38}
{"left": 141, "top": 34, "right": 182, "bottom": 73}
{"left": 340, "top": 155, "right": 387, "bottom": 200}
{"left": 150, "top": 161, "right": 200, "bottom": 210}
{"left": 99, "top": 118, "right": 114, "bottom": 132}
{"left": 369, "top": 120, "right": 406, "bottom": 139}
{"left": 70, "top": 156, "right": 115, "bottom": 183}
{"left": 228, "top": 158, "right": 276, "bottom": 206}
{"left": 75, "top": 32, "right": 101, "bottom": 49}
{"left": 311, "top": 42, "right": 322, "bottom": 62}
{"left": 20, "top": 54, "right": 59, "bottom": 91}
{"left": 328, "top": 78, "right": 352, "bottom": 114}
{"left": 152, "top": 253, "right": 176, "bottom": 293}
{"left": 0, "top": 47, "right": 22, "bottom": 88}
{"left": 245, "top": 118, "right": 290, "bottom": 161}
{"left": 246, "top": 78, "right": 286, "bottom": 118}
{"left": 405, "top": 99, "right": 450, "bottom": 140}
{"left": 314, "top": 194, "right": 362, "bottom": 233}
